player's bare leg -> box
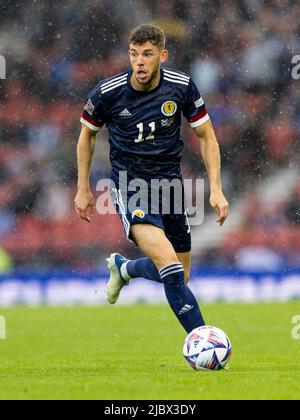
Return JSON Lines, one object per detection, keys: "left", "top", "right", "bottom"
{"left": 176, "top": 252, "right": 191, "bottom": 284}
{"left": 130, "top": 224, "right": 179, "bottom": 270}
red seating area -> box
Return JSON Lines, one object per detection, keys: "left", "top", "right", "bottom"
{"left": 1, "top": 213, "right": 126, "bottom": 266}
{"left": 221, "top": 226, "right": 300, "bottom": 257}
{"left": 219, "top": 183, "right": 300, "bottom": 265}
{"left": 1, "top": 0, "right": 299, "bottom": 269}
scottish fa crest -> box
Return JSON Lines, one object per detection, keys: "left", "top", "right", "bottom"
{"left": 161, "top": 101, "right": 177, "bottom": 117}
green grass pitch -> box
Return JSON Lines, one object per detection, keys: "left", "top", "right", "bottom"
{"left": 0, "top": 302, "right": 300, "bottom": 400}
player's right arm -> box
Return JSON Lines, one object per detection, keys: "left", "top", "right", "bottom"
{"left": 75, "top": 125, "right": 97, "bottom": 223}
{"left": 75, "top": 85, "right": 106, "bottom": 222}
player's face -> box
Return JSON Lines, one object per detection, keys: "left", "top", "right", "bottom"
{"left": 129, "top": 42, "right": 168, "bottom": 87}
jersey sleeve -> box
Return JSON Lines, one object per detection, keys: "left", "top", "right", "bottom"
{"left": 80, "top": 86, "right": 106, "bottom": 132}
{"left": 183, "top": 79, "right": 210, "bottom": 128}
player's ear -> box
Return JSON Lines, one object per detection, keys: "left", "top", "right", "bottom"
{"left": 160, "top": 49, "right": 168, "bottom": 64}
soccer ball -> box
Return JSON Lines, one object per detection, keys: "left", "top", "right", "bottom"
{"left": 183, "top": 325, "right": 232, "bottom": 371}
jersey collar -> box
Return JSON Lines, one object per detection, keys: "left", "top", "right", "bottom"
{"left": 127, "top": 68, "right": 163, "bottom": 95}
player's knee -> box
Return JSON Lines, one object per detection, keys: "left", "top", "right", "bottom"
{"left": 150, "top": 246, "right": 180, "bottom": 272}
{"left": 154, "top": 254, "right": 179, "bottom": 271}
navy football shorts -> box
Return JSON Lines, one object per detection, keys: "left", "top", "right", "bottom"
{"left": 110, "top": 179, "right": 191, "bottom": 253}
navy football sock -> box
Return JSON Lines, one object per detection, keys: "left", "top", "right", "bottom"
{"left": 159, "top": 263, "right": 205, "bottom": 333}
{"left": 126, "top": 258, "right": 162, "bottom": 283}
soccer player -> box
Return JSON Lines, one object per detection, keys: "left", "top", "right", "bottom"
{"left": 75, "top": 24, "right": 229, "bottom": 333}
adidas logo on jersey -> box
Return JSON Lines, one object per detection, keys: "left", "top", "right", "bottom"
{"left": 178, "top": 304, "right": 194, "bottom": 315}
{"left": 119, "top": 108, "right": 132, "bottom": 117}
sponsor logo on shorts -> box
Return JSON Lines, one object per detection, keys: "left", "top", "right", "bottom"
{"left": 132, "top": 209, "right": 145, "bottom": 219}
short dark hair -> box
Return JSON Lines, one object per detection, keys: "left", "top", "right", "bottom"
{"left": 129, "top": 24, "right": 166, "bottom": 50}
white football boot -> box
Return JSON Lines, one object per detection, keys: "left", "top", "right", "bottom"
{"left": 105, "top": 253, "right": 131, "bottom": 304}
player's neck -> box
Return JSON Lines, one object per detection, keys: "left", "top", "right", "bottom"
{"left": 130, "top": 69, "right": 161, "bottom": 92}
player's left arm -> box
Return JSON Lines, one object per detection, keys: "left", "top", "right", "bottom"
{"left": 193, "top": 119, "right": 229, "bottom": 226}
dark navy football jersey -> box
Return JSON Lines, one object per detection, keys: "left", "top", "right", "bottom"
{"left": 80, "top": 68, "right": 209, "bottom": 182}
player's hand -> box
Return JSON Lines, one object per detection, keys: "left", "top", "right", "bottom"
{"left": 210, "top": 190, "right": 229, "bottom": 226}
{"left": 74, "top": 189, "right": 95, "bottom": 223}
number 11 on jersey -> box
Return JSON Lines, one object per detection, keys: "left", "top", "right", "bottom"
{"left": 135, "top": 122, "right": 156, "bottom": 143}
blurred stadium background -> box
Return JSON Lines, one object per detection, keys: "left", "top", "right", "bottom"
{"left": 0, "top": 0, "right": 299, "bottom": 305}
